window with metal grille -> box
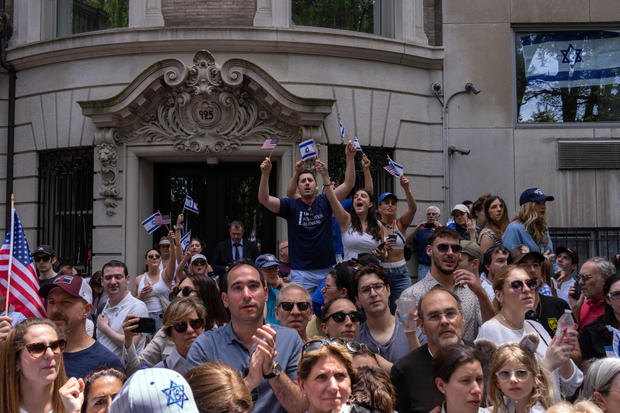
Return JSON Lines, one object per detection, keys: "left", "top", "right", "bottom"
{"left": 37, "top": 147, "right": 94, "bottom": 276}
{"left": 327, "top": 144, "right": 395, "bottom": 199}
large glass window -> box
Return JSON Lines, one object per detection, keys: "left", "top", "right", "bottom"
{"left": 292, "top": 0, "right": 377, "bottom": 35}
{"left": 57, "top": 0, "right": 128, "bottom": 37}
{"left": 515, "top": 30, "right": 620, "bottom": 123}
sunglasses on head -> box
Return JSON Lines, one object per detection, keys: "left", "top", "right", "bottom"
{"left": 347, "top": 341, "right": 379, "bottom": 355}
{"left": 33, "top": 255, "right": 51, "bottom": 263}
{"left": 279, "top": 301, "right": 311, "bottom": 312}
{"left": 172, "top": 286, "right": 197, "bottom": 297}
{"left": 147, "top": 254, "right": 160, "bottom": 260}
{"left": 510, "top": 279, "right": 538, "bottom": 291}
{"left": 324, "top": 310, "right": 361, "bottom": 323}
{"left": 173, "top": 318, "right": 204, "bottom": 333}
{"left": 302, "top": 338, "right": 346, "bottom": 358}
{"left": 436, "top": 243, "right": 463, "bottom": 253}
{"left": 24, "top": 339, "right": 66, "bottom": 357}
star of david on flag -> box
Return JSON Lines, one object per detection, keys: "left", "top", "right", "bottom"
{"left": 142, "top": 212, "right": 162, "bottom": 234}
{"left": 299, "top": 139, "right": 317, "bottom": 160}
{"left": 180, "top": 231, "right": 191, "bottom": 253}
{"left": 0, "top": 209, "right": 46, "bottom": 318}
{"left": 161, "top": 380, "right": 189, "bottom": 408}
{"left": 184, "top": 196, "right": 199, "bottom": 214}
{"left": 383, "top": 155, "right": 404, "bottom": 177}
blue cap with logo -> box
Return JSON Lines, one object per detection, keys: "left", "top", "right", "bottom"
{"left": 255, "top": 254, "right": 279, "bottom": 268}
{"left": 519, "top": 188, "right": 554, "bottom": 206}
{"left": 378, "top": 192, "right": 397, "bottom": 204}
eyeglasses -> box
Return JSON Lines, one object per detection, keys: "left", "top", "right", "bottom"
{"left": 23, "top": 339, "right": 66, "bottom": 357}
{"left": 322, "top": 284, "right": 338, "bottom": 291}
{"left": 607, "top": 292, "right": 620, "bottom": 301}
{"left": 172, "top": 286, "right": 197, "bottom": 297}
{"left": 509, "top": 279, "right": 538, "bottom": 291}
{"left": 192, "top": 260, "right": 207, "bottom": 266}
{"left": 423, "top": 309, "right": 460, "bottom": 323}
{"left": 173, "top": 318, "right": 204, "bottom": 333}
{"left": 347, "top": 341, "right": 379, "bottom": 355}
{"left": 577, "top": 273, "right": 593, "bottom": 282}
{"left": 436, "top": 243, "right": 463, "bottom": 253}
{"left": 359, "top": 283, "right": 386, "bottom": 296}
{"left": 324, "top": 310, "right": 361, "bottom": 323}
{"left": 279, "top": 301, "right": 311, "bottom": 312}
{"left": 495, "top": 369, "right": 532, "bottom": 382}
{"left": 33, "top": 255, "right": 51, "bottom": 263}
{"left": 147, "top": 254, "right": 161, "bottom": 260}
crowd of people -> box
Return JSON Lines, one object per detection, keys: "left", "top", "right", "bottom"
{"left": 0, "top": 142, "right": 619, "bottom": 413}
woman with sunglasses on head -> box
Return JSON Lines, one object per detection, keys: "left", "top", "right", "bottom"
{"left": 297, "top": 339, "right": 357, "bottom": 413}
{"left": 82, "top": 367, "right": 126, "bottom": 413}
{"left": 432, "top": 344, "right": 489, "bottom": 413}
{"left": 476, "top": 265, "right": 583, "bottom": 400}
{"left": 123, "top": 297, "right": 207, "bottom": 374}
{"left": 487, "top": 336, "right": 553, "bottom": 413}
{"left": 478, "top": 195, "right": 510, "bottom": 253}
{"left": 579, "top": 274, "right": 620, "bottom": 360}
{"left": 0, "top": 318, "right": 86, "bottom": 413}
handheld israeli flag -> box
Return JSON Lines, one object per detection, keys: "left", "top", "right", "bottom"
{"left": 141, "top": 212, "right": 161, "bottom": 234}
{"left": 338, "top": 115, "right": 346, "bottom": 143}
{"left": 383, "top": 155, "right": 404, "bottom": 177}
{"left": 299, "top": 139, "right": 317, "bottom": 161}
{"left": 353, "top": 137, "right": 363, "bottom": 152}
{"left": 519, "top": 31, "right": 620, "bottom": 89}
{"left": 184, "top": 196, "right": 199, "bottom": 214}
{"left": 180, "top": 231, "right": 191, "bottom": 253}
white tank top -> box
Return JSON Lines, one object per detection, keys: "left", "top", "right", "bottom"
{"left": 138, "top": 272, "right": 170, "bottom": 312}
{"left": 342, "top": 223, "right": 381, "bottom": 261}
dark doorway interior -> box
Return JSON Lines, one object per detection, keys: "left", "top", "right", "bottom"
{"left": 154, "top": 162, "right": 277, "bottom": 259}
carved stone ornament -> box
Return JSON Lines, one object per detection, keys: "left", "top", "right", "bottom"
{"left": 94, "top": 128, "right": 120, "bottom": 216}
{"left": 122, "top": 50, "right": 301, "bottom": 153}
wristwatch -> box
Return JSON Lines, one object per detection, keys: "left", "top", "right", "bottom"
{"left": 263, "top": 362, "right": 282, "bottom": 379}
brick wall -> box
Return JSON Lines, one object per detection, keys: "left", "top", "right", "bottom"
{"left": 423, "top": 0, "right": 442, "bottom": 46}
{"left": 162, "top": 0, "right": 257, "bottom": 26}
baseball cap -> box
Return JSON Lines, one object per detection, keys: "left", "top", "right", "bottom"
{"left": 38, "top": 275, "right": 93, "bottom": 304}
{"left": 555, "top": 246, "right": 578, "bottom": 265}
{"left": 255, "top": 254, "right": 279, "bottom": 269}
{"left": 355, "top": 253, "right": 381, "bottom": 266}
{"left": 510, "top": 245, "right": 545, "bottom": 265}
{"left": 159, "top": 238, "right": 171, "bottom": 246}
{"left": 190, "top": 254, "right": 207, "bottom": 264}
{"left": 378, "top": 192, "right": 397, "bottom": 204}
{"left": 33, "top": 244, "right": 55, "bottom": 257}
{"left": 451, "top": 204, "right": 469, "bottom": 216}
{"left": 109, "top": 368, "right": 198, "bottom": 413}
{"left": 519, "top": 188, "right": 554, "bottom": 206}
{"left": 460, "top": 240, "right": 482, "bottom": 262}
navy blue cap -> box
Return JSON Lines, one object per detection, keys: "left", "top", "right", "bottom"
{"left": 255, "top": 254, "right": 279, "bottom": 268}
{"left": 378, "top": 192, "right": 397, "bottom": 204}
{"left": 519, "top": 188, "right": 554, "bottom": 206}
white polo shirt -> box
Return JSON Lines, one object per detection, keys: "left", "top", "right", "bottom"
{"left": 97, "top": 292, "right": 149, "bottom": 359}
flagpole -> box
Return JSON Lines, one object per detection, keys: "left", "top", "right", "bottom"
{"left": 4, "top": 194, "right": 15, "bottom": 314}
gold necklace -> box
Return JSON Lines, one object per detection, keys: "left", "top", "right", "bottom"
{"left": 498, "top": 312, "right": 523, "bottom": 330}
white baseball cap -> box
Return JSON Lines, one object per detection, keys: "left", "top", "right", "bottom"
{"left": 109, "top": 368, "right": 199, "bottom": 412}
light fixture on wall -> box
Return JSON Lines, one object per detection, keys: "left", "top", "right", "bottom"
{"left": 431, "top": 81, "right": 481, "bottom": 211}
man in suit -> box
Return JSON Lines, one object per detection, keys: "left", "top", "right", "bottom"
{"left": 211, "top": 220, "right": 259, "bottom": 277}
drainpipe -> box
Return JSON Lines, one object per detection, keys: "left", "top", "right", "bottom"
{"left": 0, "top": 7, "right": 15, "bottom": 230}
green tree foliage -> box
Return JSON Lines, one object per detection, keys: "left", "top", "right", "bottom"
{"left": 292, "top": 0, "right": 374, "bottom": 34}
{"left": 80, "top": 0, "right": 128, "bottom": 29}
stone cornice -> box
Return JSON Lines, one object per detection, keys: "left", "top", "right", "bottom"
{"left": 6, "top": 26, "right": 444, "bottom": 71}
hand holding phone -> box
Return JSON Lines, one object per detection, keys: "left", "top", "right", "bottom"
{"left": 134, "top": 317, "right": 156, "bottom": 334}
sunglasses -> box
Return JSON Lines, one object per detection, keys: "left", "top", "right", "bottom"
{"left": 33, "top": 255, "right": 51, "bottom": 263}
{"left": 172, "top": 286, "right": 197, "bottom": 297}
{"left": 302, "top": 338, "right": 346, "bottom": 358}
{"left": 324, "top": 310, "right": 361, "bottom": 323}
{"left": 347, "top": 341, "right": 379, "bottom": 355}
{"left": 24, "top": 339, "right": 66, "bottom": 357}
{"left": 147, "top": 254, "right": 161, "bottom": 260}
{"left": 495, "top": 369, "right": 532, "bottom": 382}
{"left": 577, "top": 273, "right": 593, "bottom": 282}
{"left": 192, "top": 260, "right": 207, "bottom": 266}
{"left": 173, "top": 318, "right": 204, "bottom": 333}
{"left": 436, "top": 243, "right": 463, "bottom": 253}
{"left": 279, "top": 301, "right": 311, "bottom": 312}
{"left": 510, "top": 279, "right": 538, "bottom": 291}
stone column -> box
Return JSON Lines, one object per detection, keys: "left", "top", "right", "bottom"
{"left": 395, "top": 0, "right": 428, "bottom": 44}
{"left": 254, "top": 0, "right": 291, "bottom": 28}
{"left": 94, "top": 128, "right": 120, "bottom": 216}
{"left": 130, "top": 0, "right": 164, "bottom": 28}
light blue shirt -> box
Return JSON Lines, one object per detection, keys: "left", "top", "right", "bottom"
{"left": 231, "top": 240, "right": 244, "bottom": 260}
{"left": 502, "top": 221, "right": 553, "bottom": 253}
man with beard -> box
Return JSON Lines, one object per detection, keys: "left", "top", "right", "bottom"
{"left": 391, "top": 287, "right": 466, "bottom": 413}
{"left": 399, "top": 227, "right": 494, "bottom": 343}
{"left": 274, "top": 283, "right": 313, "bottom": 342}
{"left": 258, "top": 142, "right": 356, "bottom": 293}
{"left": 38, "top": 274, "right": 123, "bottom": 378}
{"left": 187, "top": 263, "right": 305, "bottom": 413}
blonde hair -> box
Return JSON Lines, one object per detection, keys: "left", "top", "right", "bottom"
{"left": 185, "top": 362, "right": 252, "bottom": 413}
{"left": 513, "top": 202, "right": 548, "bottom": 250}
{"left": 162, "top": 297, "right": 207, "bottom": 337}
{"left": 0, "top": 318, "right": 68, "bottom": 413}
{"left": 487, "top": 343, "right": 553, "bottom": 412}
{"left": 491, "top": 265, "right": 524, "bottom": 313}
{"left": 546, "top": 401, "right": 603, "bottom": 413}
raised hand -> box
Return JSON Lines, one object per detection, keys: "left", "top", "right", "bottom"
{"left": 260, "top": 157, "right": 272, "bottom": 174}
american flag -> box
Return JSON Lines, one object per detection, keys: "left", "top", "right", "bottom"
{"left": 383, "top": 155, "right": 404, "bottom": 177}
{"left": 154, "top": 214, "right": 171, "bottom": 226}
{"left": 0, "top": 210, "right": 46, "bottom": 318}
{"left": 261, "top": 138, "right": 278, "bottom": 150}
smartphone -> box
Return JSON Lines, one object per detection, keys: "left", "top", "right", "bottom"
{"left": 424, "top": 222, "right": 435, "bottom": 229}
{"left": 571, "top": 282, "right": 582, "bottom": 300}
{"left": 387, "top": 234, "right": 398, "bottom": 241}
{"left": 377, "top": 242, "right": 386, "bottom": 250}
{"left": 135, "top": 317, "right": 156, "bottom": 334}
